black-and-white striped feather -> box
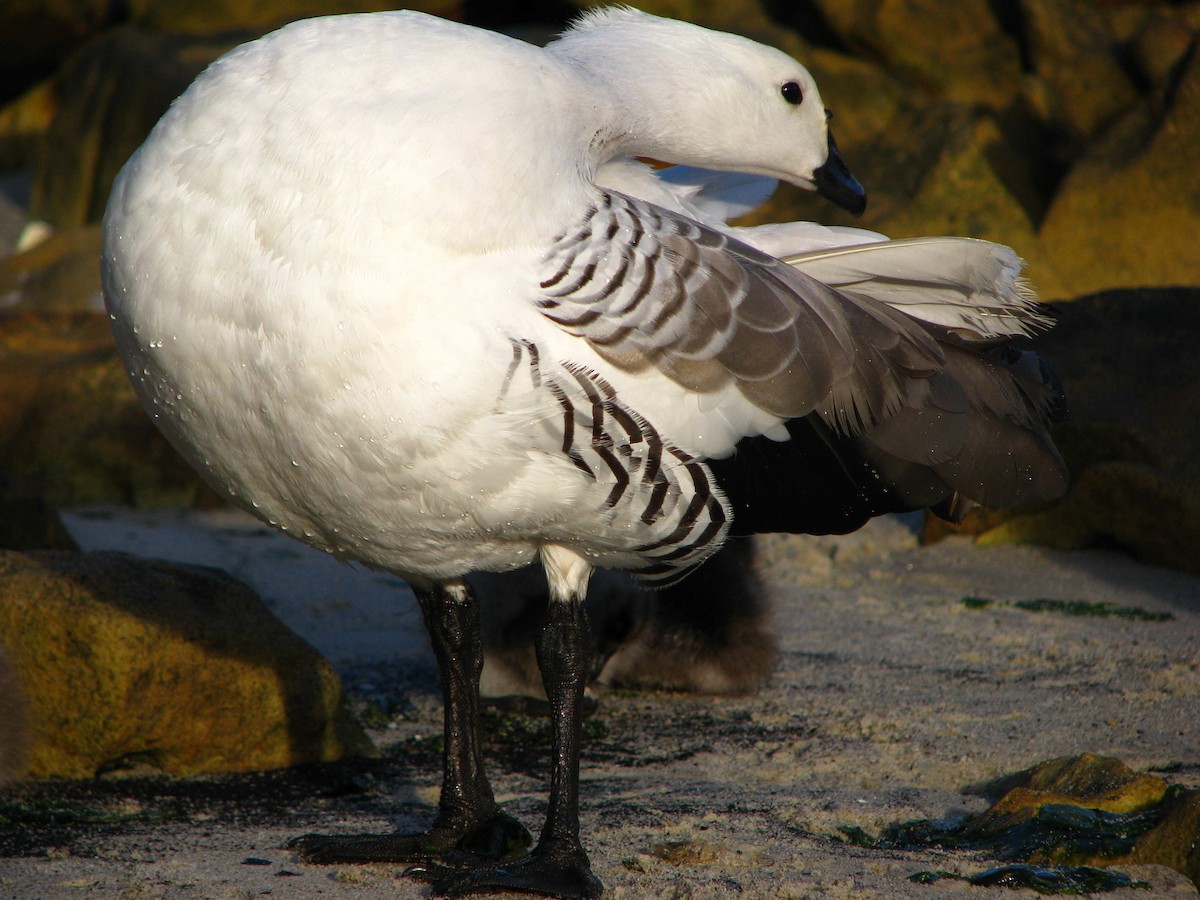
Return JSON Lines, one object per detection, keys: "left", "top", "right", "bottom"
{"left": 503, "top": 340, "right": 729, "bottom": 583}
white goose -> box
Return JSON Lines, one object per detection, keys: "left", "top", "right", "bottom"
{"left": 102, "top": 8, "right": 1066, "bottom": 897}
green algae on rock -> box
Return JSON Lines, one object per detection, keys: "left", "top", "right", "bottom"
{"left": 912, "top": 864, "right": 1149, "bottom": 894}
{"left": 855, "top": 755, "right": 1200, "bottom": 891}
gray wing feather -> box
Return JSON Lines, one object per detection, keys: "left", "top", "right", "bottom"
{"left": 783, "top": 237, "right": 1048, "bottom": 341}
{"left": 538, "top": 191, "right": 947, "bottom": 433}
{"left": 856, "top": 341, "right": 1067, "bottom": 514}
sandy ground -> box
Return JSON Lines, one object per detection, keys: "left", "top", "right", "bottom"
{"left": 1, "top": 509, "right": 1198, "bottom": 898}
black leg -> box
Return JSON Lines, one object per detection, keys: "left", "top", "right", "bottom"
{"left": 290, "top": 581, "right": 530, "bottom": 864}
{"left": 423, "top": 582, "right": 501, "bottom": 838}
{"left": 531, "top": 598, "right": 592, "bottom": 870}
{"left": 409, "top": 596, "right": 603, "bottom": 897}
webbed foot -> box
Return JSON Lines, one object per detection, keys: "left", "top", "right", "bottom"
{"left": 406, "top": 846, "right": 602, "bottom": 898}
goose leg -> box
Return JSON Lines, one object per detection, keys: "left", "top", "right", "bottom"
{"left": 409, "top": 587, "right": 603, "bottom": 897}
{"left": 290, "top": 581, "right": 531, "bottom": 864}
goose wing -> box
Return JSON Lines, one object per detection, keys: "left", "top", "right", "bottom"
{"left": 536, "top": 189, "right": 945, "bottom": 437}
{"left": 534, "top": 190, "right": 1067, "bottom": 536}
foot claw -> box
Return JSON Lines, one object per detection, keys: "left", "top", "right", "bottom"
{"left": 404, "top": 851, "right": 603, "bottom": 898}
{"left": 402, "top": 860, "right": 451, "bottom": 881}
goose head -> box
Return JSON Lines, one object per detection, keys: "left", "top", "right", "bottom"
{"left": 549, "top": 8, "right": 866, "bottom": 215}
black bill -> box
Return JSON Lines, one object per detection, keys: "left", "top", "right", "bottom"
{"left": 812, "top": 131, "right": 866, "bottom": 216}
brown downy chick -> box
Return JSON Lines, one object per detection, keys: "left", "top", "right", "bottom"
{"left": 474, "top": 538, "right": 776, "bottom": 707}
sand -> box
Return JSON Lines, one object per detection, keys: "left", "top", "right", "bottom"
{"left": 1, "top": 509, "right": 1197, "bottom": 898}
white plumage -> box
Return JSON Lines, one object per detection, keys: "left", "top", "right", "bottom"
{"left": 102, "top": 8, "right": 1065, "bottom": 897}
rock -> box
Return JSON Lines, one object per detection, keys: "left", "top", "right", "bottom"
{"left": 959, "top": 754, "right": 1200, "bottom": 890}
{"left": 0, "top": 311, "right": 216, "bottom": 507}
{"left": 854, "top": 107, "right": 1040, "bottom": 243}
{"left": 1037, "top": 46, "right": 1200, "bottom": 296}
{"left": 1129, "top": 9, "right": 1197, "bottom": 90}
{"left": 0, "top": 79, "right": 56, "bottom": 173}
{"left": 0, "top": 473, "right": 77, "bottom": 551}
{"left": 0, "top": 549, "right": 375, "bottom": 779}
{"left": 973, "top": 754, "right": 1170, "bottom": 821}
{"left": 1019, "top": 0, "right": 1141, "bottom": 160}
{"left": 0, "top": 1, "right": 117, "bottom": 104}
{"left": 799, "top": 47, "right": 908, "bottom": 150}
{"left": 29, "top": 27, "right": 230, "bottom": 228}
{"left": 0, "top": 189, "right": 28, "bottom": 261}
{"left": 1127, "top": 788, "right": 1200, "bottom": 890}
{"left": 129, "top": 0, "right": 464, "bottom": 36}
{"left": 0, "top": 223, "right": 102, "bottom": 311}
{"left": 756, "top": 103, "right": 1061, "bottom": 290}
{"left": 0, "top": 644, "right": 28, "bottom": 784}
{"left": 924, "top": 288, "right": 1200, "bottom": 576}
{"left": 805, "top": 0, "right": 1023, "bottom": 109}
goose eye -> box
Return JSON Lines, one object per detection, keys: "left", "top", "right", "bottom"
{"left": 780, "top": 81, "right": 803, "bottom": 105}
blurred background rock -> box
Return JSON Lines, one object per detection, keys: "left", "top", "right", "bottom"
{"left": 0, "top": 3, "right": 1197, "bottom": 572}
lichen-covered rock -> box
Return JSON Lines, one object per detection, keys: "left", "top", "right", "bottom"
{"left": 1019, "top": 0, "right": 1141, "bottom": 159}
{"left": 0, "top": 223, "right": 102, "bottom": 311}
{"left": 29, "top": 27, "right": 226, "bottom": 228}
{"left": 1129, "top": 8, "right": 1197, "bottom": 90}
{"left": 1037, "top": 46, "right": 1200, "bottom": 296}
{"left": 0, "top": 473, "right": 77, "bottom": 551}
{"left": 806, "top": 0, "right": 1024, "bottom": 108}
{"left": 974, "top": 754, "right": 1170, "bottom": 822}
{"left": 128, "top": 0, "right": 463, "bottom": 36}
{"left": 0, "top": 78, "right": 56, "bottom": 173}
{"left": 799, "top": 47, "right": 908, "bottom": 150}
{"left": 0, "top": 550, "right": 375, "bottom": 779}
{"left": 0, "top": 644, "right": 28, "bottom": 784}
{"left": 23, "top": 4, "right": 466, "bottom": 228}
{"left": 0, "top": 311, "right": 214, "bottom": 507}
{"left": 852, "top": 107, "right": 1041, "bottom": 245}
{"left": 1127, "top": 788, "right": 1200, "bottom": 890}
{"left": 924, "top": 288, "right": 1200, "bottom": 576}
{"left": 0, "top": 1, "right": 117, "bottom": 101}
{"left": 756, "top": 103, "right": 1061, "bottom": 290}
